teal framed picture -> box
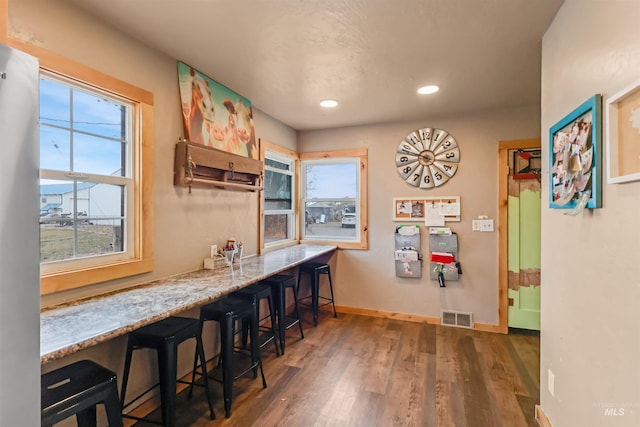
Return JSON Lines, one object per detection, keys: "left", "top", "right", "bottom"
{"left": 177, "top": 61, "right": 257, "bottom": 159}
{"left": 549, "top": 94, "right": 602, "bottom": 209}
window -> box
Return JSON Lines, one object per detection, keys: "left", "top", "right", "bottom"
{"left": 260, "top": 140, "right": 298, "bottom": 250}
{"left": 39, "top": 75, "right": 132, "bottom": 265}
{"left": 300, "top": 149, "right": 368, "bottom": 250}
{"left": 264, "top": 152, "right": 295, "bottom": 245}
{"left": 11, "top": 39, "right": 154, "bottom": 295}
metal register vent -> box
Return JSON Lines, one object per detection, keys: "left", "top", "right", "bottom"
{"left": 441, "top": 310, "right": 473, "bottom": 329}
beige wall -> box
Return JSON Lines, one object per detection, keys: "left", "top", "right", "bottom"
{"left": 10, "top": 0, "right": 296, "bottom": 419}
{"left": 541, "top": 1, "right": 640, "bottom": 426}
{"left": 299, "top": 105, "right": 540, "bottom": 325}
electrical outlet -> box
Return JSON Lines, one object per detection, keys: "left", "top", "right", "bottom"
{"left": 548, "top": 369, "right": 555, "bottom": 396}
{"left": 479, "top": 219, "right": 494, "bottom": 232}
{"left": 210, "top": 245, "right": 218, "bottom": 258}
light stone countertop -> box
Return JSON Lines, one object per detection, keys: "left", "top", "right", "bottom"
{"left": 40, "top": 244, "right": 336, "bottom": 364}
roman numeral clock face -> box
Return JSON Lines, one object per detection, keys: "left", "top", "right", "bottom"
{"left": 395, "top": 127, "right": 460, "bottom": 188}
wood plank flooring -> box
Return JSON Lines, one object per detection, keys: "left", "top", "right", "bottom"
{"left": 133, "top": 310, "right": 540, "bottom": 427}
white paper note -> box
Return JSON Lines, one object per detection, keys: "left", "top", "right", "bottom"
{"left": 426, "top": 204, "right": 445, "bottom": 226}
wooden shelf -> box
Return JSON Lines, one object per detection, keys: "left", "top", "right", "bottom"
{"left": 174, "top": 140, "right": 263, "bottom": 192}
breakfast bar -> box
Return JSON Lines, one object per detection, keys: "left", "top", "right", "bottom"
{"left": 40, "top": 244, "right": 336, "bottom": 364}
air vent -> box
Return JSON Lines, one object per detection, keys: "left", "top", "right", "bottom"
{"left": 441, "top": 310, "right": 473, "bottom": 329}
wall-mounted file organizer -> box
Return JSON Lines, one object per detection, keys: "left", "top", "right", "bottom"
{"left": 395, "top": 225, "right": 422, "bottom": 278}
{"left": 429, "top": 232, "right": 461, "bottom": 287}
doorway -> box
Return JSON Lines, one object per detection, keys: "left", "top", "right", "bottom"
{"left": 498, "top": 139, "right": 541, "bottom": 332}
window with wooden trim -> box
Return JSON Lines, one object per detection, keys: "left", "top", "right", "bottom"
{"left": 300, "top": 149, "right": 368, "bottom": 250}
{"left": 259, "top": 140, "right": 298, "bottom": 251}
{"left": 39, "top": 73, "right": 133, "bottom": 266}
{"left": 10, "top": 40, "right": 154, "bottom": 295}
{"left": 263, "top": 151, "right": 296, "bottom": 246}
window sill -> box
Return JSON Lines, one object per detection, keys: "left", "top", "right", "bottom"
{"left": 300, "top": 237, "right": 368, "bottom": 250}
{"left": 261, "top": 240, "right": 299, "bottom": 254}
{"left": 40, "top": 257, "right": 153, "bottom": 295}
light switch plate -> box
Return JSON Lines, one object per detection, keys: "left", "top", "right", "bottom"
{"left": 479, "top": 219, "right": 494, "bottom": 232}
{"left": 472, "top": 220, "right": 481, "bottom": 231}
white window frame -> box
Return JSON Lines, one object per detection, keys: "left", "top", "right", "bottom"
{"left": 299, "top": 149, "right": 368, "bottom": 250}
{"left": 259, "top": 139, "right": 299, "bottom": 252}
{"left": 263, "top": 149, "right": 296, "bottom": 248}
{"left": 39, "top": 73, "right": 135, "bottom": 271}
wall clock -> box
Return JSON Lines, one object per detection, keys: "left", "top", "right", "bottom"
{"left": 396, "top": 128, "right": 460, "bottom": 188}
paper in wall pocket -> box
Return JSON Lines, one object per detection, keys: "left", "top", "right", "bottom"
{"left": 395, "top": 249, "right": 419, "bottom": 262}
{"left": 430, "top": 252, "right": 454, "bottom": 264}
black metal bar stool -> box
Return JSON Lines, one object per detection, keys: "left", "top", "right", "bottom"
{"left": 41, "top": 359, "right": 123, "bottom": 427}
{"left": 231, "top": 282, "right": 281, "bottom": 357}
{"left": 263, "top": 274, "right": 304, "bottom": 355}
{"left": 120, "top": 316, "right": 215, "bottom": 426}
{"left": 297, "top": 262, "right": 337, "bottom": 326}
{"left": 191, "top": 296, "right": 267, "bottom": 418}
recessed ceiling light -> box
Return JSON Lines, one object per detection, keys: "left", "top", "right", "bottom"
{"left": 417, "top": 85, "right": 439, "bottom": 95}
{"left": 320, "top": 99, "right": 338, "bottom": 108}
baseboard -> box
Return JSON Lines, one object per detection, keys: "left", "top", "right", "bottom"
{"left": 335, "top": 305, "right": 504, "bottom": 333}
{"left": 474, "top": 322, "right": 506, "bottom": 334}
{"left": 335, "top": 305, "right": 441, "bottom": 324}
{"left": 535, "top": 405, "right": 553, "bottom": 427}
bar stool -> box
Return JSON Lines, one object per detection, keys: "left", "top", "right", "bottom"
{"left": 120, "top": 316, "right": 215, "bottom": 426}
{"left": 191, "top": 296, "right": 267, "bottom": 418}
{"left": 297, "top": 262, "right": 337, "bottom": 326}
{"left": 263, "top": 274, "right": 304, "bottom": 355}
{"left": 41, "top": 359, "right": 123, "bottom": 427}
{"left": 231, "top": 282, "right": 281, "bottom": 356}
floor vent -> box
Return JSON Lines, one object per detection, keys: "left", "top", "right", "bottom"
{"left": 441, "top": 310, "right": 473, "bottom": 329}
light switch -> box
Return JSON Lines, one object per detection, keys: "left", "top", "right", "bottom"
{"left": 472, "top": 220, "right": 481, "bottom": 231}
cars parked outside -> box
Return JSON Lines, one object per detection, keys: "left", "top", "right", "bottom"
{"left": 341, "top": 213, "right": 356, "bottom": 228}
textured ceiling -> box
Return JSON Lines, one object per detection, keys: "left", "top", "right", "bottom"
{"left": 67, "top": 0, "right": 563, "bottom": 130}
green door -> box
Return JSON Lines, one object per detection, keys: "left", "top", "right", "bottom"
{"left": 507, "top": 165, "right": 541, "bottom": 330}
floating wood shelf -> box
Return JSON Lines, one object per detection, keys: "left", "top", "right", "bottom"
{"left": 174, "top": 139, "right": 263, "bottom": 192}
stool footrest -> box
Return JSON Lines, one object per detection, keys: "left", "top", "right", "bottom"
{"left": 122, "top": 413, "right": 163, "bottom": 425}
{"left": 281, "top": 315, "right": 301, "bottom": 330}
{"left": 197, "top": 352, "right": 260, "bottom": 383}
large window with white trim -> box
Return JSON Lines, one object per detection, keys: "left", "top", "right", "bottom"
{"left": 300, "top": 149, "right": 368, "bottom": 250}
{"left": 39, "top": 74, "right": 133, "bottom": 266}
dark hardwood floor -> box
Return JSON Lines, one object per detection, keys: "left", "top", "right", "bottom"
{"left": 133, "top": 310, "right": 540, "bottom": 427}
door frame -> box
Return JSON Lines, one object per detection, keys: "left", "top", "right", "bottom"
{"left": 1, "top": 0, "right": 7, "bottom": 44}
{"left": 497, "top": 138, "right": 541, "bottom": 333}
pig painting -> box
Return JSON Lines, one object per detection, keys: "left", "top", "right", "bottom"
{"left": 177, "top": 61, "right": 257, "bottom": 158}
